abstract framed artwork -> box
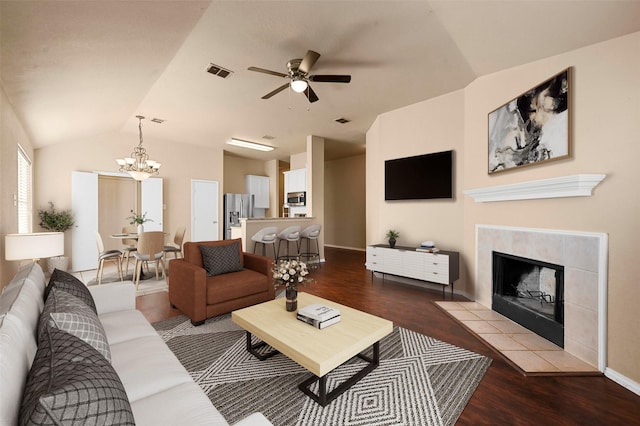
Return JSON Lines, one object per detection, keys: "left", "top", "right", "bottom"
{"left": 488, "top": 68, "right": 571, "bottom": 174}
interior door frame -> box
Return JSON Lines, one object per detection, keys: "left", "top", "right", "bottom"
{"left": 191, "top": 179, "right": 219, "bottom": 242}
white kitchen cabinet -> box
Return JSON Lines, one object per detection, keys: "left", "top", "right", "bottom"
{"left": 366, "top": 244, "right": 459, "bottom": 296}
{"left": 283, "top": 168, "right": 306, "bottom": 194}
{"left": 246, "top": 175, "right": 270, "bottom": 208}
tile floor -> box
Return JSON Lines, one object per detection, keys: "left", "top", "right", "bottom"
{"left": 435, "top": 301, "right": 600, "bottom": 375}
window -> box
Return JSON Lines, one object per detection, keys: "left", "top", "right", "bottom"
{"left": 17, "top": 145, "right": 32, "bottom": 233}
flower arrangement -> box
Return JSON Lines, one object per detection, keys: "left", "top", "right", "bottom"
{"left": 273, "top": 259, "right": 312, "bottom": 290}
{"left": 126, "top": 210, "right": 153, "bottom": 225}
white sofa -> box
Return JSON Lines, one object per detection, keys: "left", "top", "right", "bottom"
{"left": 0, "top": 263, "right": 272, "bottom": 426}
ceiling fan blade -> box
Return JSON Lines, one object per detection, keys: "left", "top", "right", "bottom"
{"left": 305, "top": 85, "right": 319, "bottom": 103}
{"left": 299, "top": 50, "right": 320, "bottom": 74}
{"left": 248, "top": 66, "right": 288, "bottom": 78}
{"left": 309, "top": 74, "right": 351, "bottom": 83}
{"left": 262, "top": 83, "right": 289, "bottom": 99}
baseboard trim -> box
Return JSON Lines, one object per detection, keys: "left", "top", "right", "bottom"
{"left": 605, "top": 368, "right": 640, "bottom": 396}
{"left": 324, "top": 244, "right": 366, "bottom": 252}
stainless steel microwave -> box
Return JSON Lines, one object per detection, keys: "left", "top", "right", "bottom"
{"left": 286, "top": 191, "right": 306, "bottom": 206}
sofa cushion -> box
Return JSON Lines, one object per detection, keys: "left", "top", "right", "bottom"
{"left": 206, "top": 269, "right": 269, "bottom": 305}
{"left": 183, "top": 238, "right": 244, "bottom": 269}
{"left": 19, "top": 325, "right": 135, "bottom": 426}
{"left": 40, "top": 288, "right": 111, "bottom": 362}
{"left": 130, "top": 382, "right": 228, "bottom": 426}
{"left": 109, "top": 335, "right": 193, "bottom": 402}
{"left": 0, "top": 263, "right": 45, "bottom": 426}
{"left": 200, "top": 242, "right": 243, "bottom": 277}
{"left": 45, "top": 268, "right": 97, "bottom": 314}
{"left": 98, "top": 309, "right": 159, "bottom": 345}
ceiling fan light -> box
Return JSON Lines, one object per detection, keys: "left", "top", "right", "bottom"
{"left": 291, "top": 79, "right": 308, "bottom": 93}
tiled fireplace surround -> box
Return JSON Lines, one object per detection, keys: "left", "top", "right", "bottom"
{"left": 475, "top": 225, "right": 607, "bottom": 370}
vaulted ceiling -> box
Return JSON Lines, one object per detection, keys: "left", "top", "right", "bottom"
{"left": 2, "top": 1, "right": 639, "bottom": 161}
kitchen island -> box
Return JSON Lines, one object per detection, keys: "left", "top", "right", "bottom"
{"left": 235, "top": 217, "right": 323, "bottom": 262}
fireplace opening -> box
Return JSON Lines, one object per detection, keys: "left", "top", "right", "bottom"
{"left": 492, "top": 251, "right": 564, "bottom": 347}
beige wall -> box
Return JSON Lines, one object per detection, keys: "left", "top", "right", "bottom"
{"left": 223, "top": 154, "right": 279, "bottom": 217}
{"left": 0, "top": 86, "right": 36, "bottom": 287}
{"left": 367, "top": 32, "right": 640, "bottom": 383}
{"left": 366, "top": 88, "right": 466, "bottom": 289}
{"left": 325, "top": 154, "right": 366, "bottom": 250}
{"left": 34, "top": 132, "right": 224, "bottom": 258}
{"left": 223, "top": 154, "right": 267, "bottom": 194}
{"left": 290, "top": 152, "right": 306, "bottom": 169}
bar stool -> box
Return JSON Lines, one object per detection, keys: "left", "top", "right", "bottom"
{"left": 252, "top": 226, "right": 279, "bottom": 258}
{"left": 299, "top": 224, "right": 321, "bottom": 268}
{"left": 276, "top": 226, "right": 301, "bottom": 262}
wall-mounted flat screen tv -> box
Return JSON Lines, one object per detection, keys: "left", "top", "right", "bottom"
{"left": 385, "top": 150, "right": 453, "bottom": 200}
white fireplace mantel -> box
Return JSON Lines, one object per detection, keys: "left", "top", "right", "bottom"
{"left": 464, "top": 174, "right": 606, "bottom": 202}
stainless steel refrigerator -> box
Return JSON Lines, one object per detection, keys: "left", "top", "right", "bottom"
{"left": 223, "top": 193, "right": 254, "bottom": 239}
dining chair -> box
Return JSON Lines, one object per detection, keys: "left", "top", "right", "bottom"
{"left": 95, "top": 232, "right": 123, "bottom": 285}
{"left": 133, "top": 231, "right": 166, "bottom": 290}
{"left": 163, "top": 226, "right": 186, "bottom": 261}
{"left": 121, "top": 226, "right": 138, "bottom": 276}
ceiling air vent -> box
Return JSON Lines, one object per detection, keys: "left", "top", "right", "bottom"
{"left": 262, "top": 135, "right": 275, "bottom": 140}
{"left": 334, "top": 117, "right": 350, "bottom": 124}
{"left": 150, "top": 118, "right": 165, "bottom": 124}
{"left": 206, "top": 63, "right": 233, "bottom": 78}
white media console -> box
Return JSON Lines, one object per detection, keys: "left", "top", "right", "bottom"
{"left": 366, "top": 244, "right": 460, "bottom": 296}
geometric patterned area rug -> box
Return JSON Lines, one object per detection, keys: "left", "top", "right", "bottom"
{"left": 153, "top": 313, "right": 491, "bottom": 426}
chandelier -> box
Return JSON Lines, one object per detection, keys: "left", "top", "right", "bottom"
{"left": 116, "top": 115, "right": 161, "bottom": 181}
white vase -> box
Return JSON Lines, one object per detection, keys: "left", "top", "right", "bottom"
{"left": 47, "top": 256, "right": 69, "bottom": 274}
{"left": 137, "top": 224, "right": 144, "bottom": 234}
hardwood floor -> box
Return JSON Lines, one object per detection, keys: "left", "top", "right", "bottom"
{"left": 137, "top": 247, "right": 640, "bottom": 425}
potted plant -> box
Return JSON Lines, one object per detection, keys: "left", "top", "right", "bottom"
{"left": 385, "top": 229, "right": 400, "bottom": 248}
{"left": 38, "top": 202, "right": 75, "bottom": 273}
{"left": 126, "top": 210, "right": 153, "bottom": 234}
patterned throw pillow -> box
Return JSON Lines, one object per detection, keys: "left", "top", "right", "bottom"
{"left": 39, "top": 288, "right": 111, "bottom": 362}
{"left": 19, "top": 325, "right": 135, "bottom": 426}
{"left": 199, "top": 243, "right": 243, "bottom": 277}
{"left": 45, "top": 269, "right": 97, "bottom": 314}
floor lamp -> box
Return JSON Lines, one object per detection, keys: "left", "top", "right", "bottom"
{"left": 4, "top": 232, "right": 65, "bottom": 271}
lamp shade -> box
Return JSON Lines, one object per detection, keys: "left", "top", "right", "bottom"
{"left": 5, "top": 232, "right": 64, "bottom": 261}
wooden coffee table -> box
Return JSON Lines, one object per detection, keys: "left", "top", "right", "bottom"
{"left": 232, "top": 292, "right": 393, "bottom": 406}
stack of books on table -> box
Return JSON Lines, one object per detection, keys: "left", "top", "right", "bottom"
{"left": 416, "top": 241, "right": 439, "bottom": 253}
{"left": 297, "top": 304, "right": 341, "bottom": 329}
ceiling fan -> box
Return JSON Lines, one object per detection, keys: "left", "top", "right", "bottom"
{"left": 248, "top": 50, "right": 351, "bottom": 103}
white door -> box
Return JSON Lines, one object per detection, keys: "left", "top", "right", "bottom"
{"left": 191, "top": 180, "right": 219, "bottom": 242}
{"left": 141, "top": 178, "right": 163, "bottom": 231}
{"left": 72, "top": 171, "right": 98, "bottom": 271}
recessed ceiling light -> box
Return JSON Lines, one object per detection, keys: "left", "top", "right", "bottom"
{"left": 227, "top": 138, "right": 274, "bottom": 152}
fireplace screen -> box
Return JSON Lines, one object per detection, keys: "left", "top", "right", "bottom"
{"left": 492, "top": 251, "right": 564, "bottom": 347}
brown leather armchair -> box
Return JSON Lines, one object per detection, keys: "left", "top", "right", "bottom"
{"left": 168, "top": 238, "right": 274, "bottom": 325}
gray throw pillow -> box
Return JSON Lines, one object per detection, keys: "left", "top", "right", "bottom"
{"left": 45, "top": 269, "right": 97, "bottom": 314}
{"left": 19, "top": 325, "right": 135, "bottom": 426}
{"left": 200, "top": 243, "right": 243, "bottom": 276}
{"left": 39, "top": 288, "right": 111, "bottom": 362}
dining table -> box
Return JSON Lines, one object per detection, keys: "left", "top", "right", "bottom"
{"left": 110, "top": 232, "right": 169, "bottom": 281}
